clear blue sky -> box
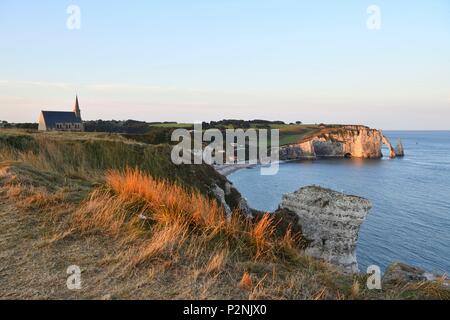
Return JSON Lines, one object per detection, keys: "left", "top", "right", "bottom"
{"left": 0, "top": 0, "right": 449, "bottom": 129}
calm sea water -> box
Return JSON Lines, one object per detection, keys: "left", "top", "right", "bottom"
{"left": 229, "top": 131, "right": 450, "bottom": 274}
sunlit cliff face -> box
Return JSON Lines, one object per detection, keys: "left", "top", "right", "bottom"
{"left": 280, "top": 126, "right": 398, "bottom": 160}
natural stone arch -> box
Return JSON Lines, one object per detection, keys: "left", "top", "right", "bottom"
{"left": 381, "top": 134, "right": 396, "bottom": 158}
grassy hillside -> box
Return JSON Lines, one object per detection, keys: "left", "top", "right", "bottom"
{"left": 137, "top": 122, "right": 329, "bottom": 146}
{"left": 276, "top": 125, "right": 323, "bottom": 146}
{"left": 0, "top": 130, "right": 230, "bottom": 196}
{"left": 0, "top": 129, "right": 448, "bottom": 300}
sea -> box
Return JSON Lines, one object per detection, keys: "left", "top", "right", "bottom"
{"left": 228, "top": 131, "right": 450, "bottom": 274}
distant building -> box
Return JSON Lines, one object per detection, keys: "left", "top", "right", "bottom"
{"left": 38, "top": 96, "right": 84, "bottom": 131}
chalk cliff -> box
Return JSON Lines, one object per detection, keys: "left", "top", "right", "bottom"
{"left": 210, "top": 182, "right": 252, "bottom": 218}
{"left": 280, "top": 125, "right": 399, "bottom": 160}
{"left": 279, "top": 186, "right": 372, "bottom": 273}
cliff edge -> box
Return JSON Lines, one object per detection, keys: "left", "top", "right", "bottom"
{"left": 280, "top": 125, "right": 400, "bottom": 160}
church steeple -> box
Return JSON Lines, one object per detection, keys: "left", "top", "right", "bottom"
{"left": 73, "top": 95, "right": 81, "bottom": 119}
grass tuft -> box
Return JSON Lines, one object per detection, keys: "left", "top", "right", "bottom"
{"left": 239, "top": 272, "right": 253, "bottom": 290}
{"left": 251, "top": 214, "right": 276, "bottom": 259}
{"left": 205, "top": 249, "right": 229, "bottom": 274}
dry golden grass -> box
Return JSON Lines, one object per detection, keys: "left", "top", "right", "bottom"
{"left": 74, "top": 168, "right": 299, "bottom": 267}
{"left": 132, "top": 221, "right": 190, "bottom": 267}
{"left": 205, "top": 249, "right": 229, "bottom": 274}
{"left": 239, "top": 272, "right": 253, "bottom": 290}
{"left": 250, "top": 214, "right": 276, "bottom": 259}
{"left": 311, "top": 287, "right": 327, "bottom": 300}
{"left": 350, "top": 280, "right": 360, "bottom": 299}
{"left": 105, "top": 168, "right": 228, "bottom": 234}
{"left": 0, "top": 162, "right": 80, "bottom": 214}
{"left": 19, "top": 187, "right": 67, "bottom": 210}
{"left": 398, "top": 280, "right": 450, "bottom": 300}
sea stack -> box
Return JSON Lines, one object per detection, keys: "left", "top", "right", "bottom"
{"left": 395, "top": 138, "right": 405, "bottom": 157}
{"left": 280, "top": 186, "right": 372, "bottom": 273}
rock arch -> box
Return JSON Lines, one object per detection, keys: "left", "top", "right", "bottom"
{"left": 381, "top": 134, "right": 397, "bottom": 158}
{"left": 279, "top": 126, "right": 402, "bottom": 160}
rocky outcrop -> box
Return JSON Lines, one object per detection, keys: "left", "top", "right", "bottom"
{"left": 210, "top": 182, "right": 252, "bottom": 218}
{"left": 383, "top": 262, "right": 449, "bottom": 289}
{"left": 381, "top": 135, "right": 397, "bottom": 158}
{"left": 395, "top": 138, "right": 405, "bottom": 157}
{"left": 211, "top": 184, "right": 232, "bottom": 217}
{"left": 279, "top": 186, "right": 372, "bottom": 273}
{"left": 280, "top": 125, "right": 400, "bottom": 160}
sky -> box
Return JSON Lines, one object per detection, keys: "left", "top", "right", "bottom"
{"left": 0, "top": 0, "right": 449, "bottom": 129}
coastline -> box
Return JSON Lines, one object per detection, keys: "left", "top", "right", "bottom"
{"left": 213, "top": 163, "right": 257, "bottom": 177}
{"left": 214, "top": 159, "right": 306, "bottom": 177}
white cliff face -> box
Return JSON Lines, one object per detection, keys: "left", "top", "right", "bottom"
{"left": 211, "top": 184, "right": 232, "bottom": 217}
{"left": 279, "top": 141, "right": 316, "bottom": 160}
{"left": 280, "top": 186, "right": 372, "bottom": 273}
{"left": 211, "top": 182, "right": 252, "bottom": 219}
{"left": 280, "top": 126, "right": 398, "bottom": 160}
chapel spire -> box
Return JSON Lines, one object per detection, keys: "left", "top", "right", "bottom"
{"left": 73, "top": 95, "right": 81, "bottom": 119}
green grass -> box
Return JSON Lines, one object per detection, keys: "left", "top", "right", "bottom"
{"left": 144, "top": 123, "right": 324, "bottom": 146}
{"left": 276, "top": 124, "right": 322, "bottom": 146}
